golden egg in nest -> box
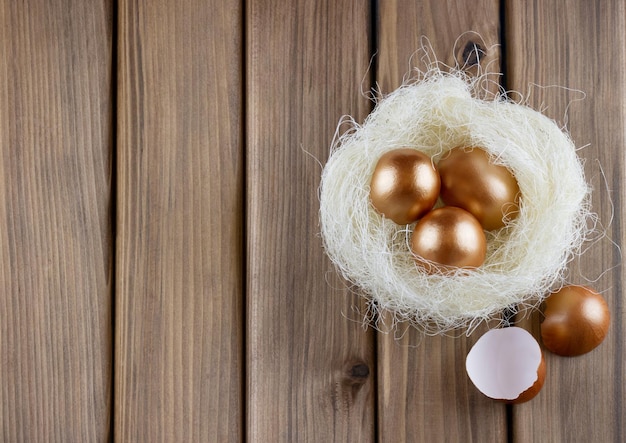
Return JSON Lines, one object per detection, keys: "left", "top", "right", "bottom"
{"left": 370, "top": 148, "right": 440, "bottom": 225}
{"left": 438, "top": 147, "right": 520, "bottom": 231}
{"left": 410, "top": 206, "right": 487, "bottom": 273}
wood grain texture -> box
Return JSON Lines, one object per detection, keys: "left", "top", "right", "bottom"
{"left": 376, "top": 1, "right": 507, "bottom": 441}
{"left": 246, "top": 1, "right": 375, "bottom": 441}
{"left": 115, "top": 0, "right": 243, "bottom": 441}
{"left": 0, "top": 1, "right": 113, "bottom": 441}
{"left": 377, "top": 0, "right": 502, "bottom": 97}
{"left": 506, "top": 1, "right": 625, "bottom": 441}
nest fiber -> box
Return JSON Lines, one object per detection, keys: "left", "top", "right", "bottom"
{"left": 319, "top": 71, "right": 591, "bottom": 335}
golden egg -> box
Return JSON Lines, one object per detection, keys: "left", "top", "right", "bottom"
{"left": 410, "top": 206, "right": 486, "bottom": 273}
{"left": 438, "top": 147, "right": 520, "bottom": 231}
{"left": 370, "top": 148, "right": 440, "bottom": 225}
{"left": 540, "top": 285, "right": 610, "bottom": 356}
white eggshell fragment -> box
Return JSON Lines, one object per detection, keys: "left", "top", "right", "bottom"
{"left": 466, "top": 327, "right": 545, "bottom": 403}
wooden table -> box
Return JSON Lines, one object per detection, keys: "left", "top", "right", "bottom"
{"left": 1, "top": 1, "right": 623, "bottom": 441}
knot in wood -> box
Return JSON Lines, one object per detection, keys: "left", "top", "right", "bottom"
{"left": 349, "top": 363, "right": 370, "bottom": 381}
{"left": 461, "top": 41, "right": 486, "bottom": 67}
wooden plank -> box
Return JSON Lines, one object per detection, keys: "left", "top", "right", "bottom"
{"left": 246, "top": 1, "right": 375, "bottom": 441}
{"left": 115, "top": 0, "right": 244, "bottom": 441}
{"left": 376, "top": 1, "right": 508, "bottom": 441}
{"left": 505, "top": 1, "right": 625, "bottom": 441}
{"left": 0, "top": 1, "right": 113, "bottom": 441}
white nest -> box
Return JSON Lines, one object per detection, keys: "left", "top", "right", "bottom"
{"left": 319, "top": 70, "right": 592, "bottom": 335}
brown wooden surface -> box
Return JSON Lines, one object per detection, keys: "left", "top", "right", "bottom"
{"left": 506, "top": 1, "right": 625, "bottom": 441}
{"left": 115, "top": 0, "right": 244, "bottom": 441}
{"left": 1, "top": 1, "right": 624, "bottom": 441}
{"left": 246, "top": 1, "right": 375, "bottom": 441}
{"left": 0, "top": 1, "right": 113, "bottom": 441}
{"left": 376, "top": 2, "right": 507, "bottom": 442}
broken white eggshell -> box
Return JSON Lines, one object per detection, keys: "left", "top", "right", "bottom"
{"left": 466, "top": 326, "right": 546, "bottom": 403}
